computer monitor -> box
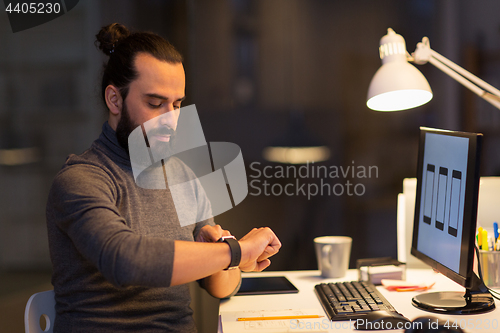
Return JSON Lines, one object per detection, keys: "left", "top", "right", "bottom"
{"left": 410, "top": 127, "right": 495, "bottom": 314}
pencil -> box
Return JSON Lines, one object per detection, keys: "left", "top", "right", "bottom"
{"left": 237, "top": 315, "right": 323, "bottom": 321}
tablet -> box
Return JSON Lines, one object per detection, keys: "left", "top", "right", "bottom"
{"left": 235, "top": 276, "right": 299, "bottom": 296}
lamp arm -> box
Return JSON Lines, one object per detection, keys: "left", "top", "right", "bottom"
{"left": 427, "top": 55, "right": 500, "bottom": 110}
{"left": 429, "top": 49, "right": 500, "bottom": 100}
{"left": 411, "top": 38, "right": 500, "bottom": 110}
{"left": 429, "top": 50, "right": 500, "bottom": 109}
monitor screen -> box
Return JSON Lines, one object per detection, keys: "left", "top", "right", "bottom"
{"left": 414, "top": 130, "right": 471, "bottom": 279}
{"left": 410, "top": 127, "right": 494, "bottom": 314}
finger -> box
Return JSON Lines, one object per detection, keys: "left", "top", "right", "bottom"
{"left": 265, "top": 229, "right": 281, "bottom": 249}
{"left": 213, "top": 225, "right": 224, "bottom": 239}
{"left": 267, "top": 243, "right": 281, "bottom": 256}
{"left": 256, "top": 252, "right": 271, "bottom": 262}
{"left": 256, "top": 250, "right": 276, "bottom": 262}
{"left": 196, "top": 225, "right": 212, "bottom": 242}
{"left": 221, "top": 229, "right": 232, "bottom": 237}
{"left": 255, "top": 240, "right": 281, "bottom": 261}
{"left": 204, "top": 225, "right": 224, "bottom": 242}
{"left": 254, "top": 259, "right": 271, "bottom": 272}
{"left": 271, "top": 237, "right": 282, "bottom": 249}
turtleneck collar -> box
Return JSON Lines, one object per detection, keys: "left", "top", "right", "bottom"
{"left": 95, "top": 122, "right": 131, "bottom": 167}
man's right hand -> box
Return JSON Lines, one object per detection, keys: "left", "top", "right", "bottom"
{"left": 238, "top": 227, "right": 281, "bottom": 272}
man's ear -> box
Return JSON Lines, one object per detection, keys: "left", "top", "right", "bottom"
{"left": 105, "top": 85, "right": 123, "bottom": 116}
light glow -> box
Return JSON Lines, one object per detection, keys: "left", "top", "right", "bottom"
{"left": 263, "top": 146, "right": 330, "bottom": 164}
{"left": 367, "top": 89, "right": 433, "bottom": 112}
{"left": 0, "top": 147, "right": 40, "bottom": 166}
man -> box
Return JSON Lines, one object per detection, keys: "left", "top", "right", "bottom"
{"left": 46, "top": 23, "right": 281, "bottom": 332}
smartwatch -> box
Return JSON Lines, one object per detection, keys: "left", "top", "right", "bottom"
{"left": 217, "top": 236, "right": 241, "bottom": 270}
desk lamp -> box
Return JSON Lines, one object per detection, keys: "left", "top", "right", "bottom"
{"left": 367, "top": 28, "right": 500, "bottom": 112}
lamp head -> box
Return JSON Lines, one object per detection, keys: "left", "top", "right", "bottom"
{"left": 367, "top": 28, "right": 433, "bottom": 111}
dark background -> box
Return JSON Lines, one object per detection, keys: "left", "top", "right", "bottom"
{"left": 1, "top": 0, "right": 500, "bottom": 272}
{"left": 1, "top": 0, "right": 500, "bottom": 331}
{"left": 114, "top": 0, "right": 500, "bottom": 270}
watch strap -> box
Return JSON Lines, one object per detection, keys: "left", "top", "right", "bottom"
{"left": 218, "top": 236, "right": 241, "bottom": 270}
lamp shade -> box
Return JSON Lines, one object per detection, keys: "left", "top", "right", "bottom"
{"left": 367, "top": 29, "right": 433, "bottom": 111}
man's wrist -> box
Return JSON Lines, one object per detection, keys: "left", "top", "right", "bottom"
{"left": 217, "top": 236, "right": 241, "bottom": 270}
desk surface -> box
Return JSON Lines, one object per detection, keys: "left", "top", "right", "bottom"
{"left": 219, "top": 269, "right": 500, "bottom": 332}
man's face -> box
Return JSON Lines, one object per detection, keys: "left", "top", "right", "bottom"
{"left": 116, "top": 53, "right": 185, "bottom": 155}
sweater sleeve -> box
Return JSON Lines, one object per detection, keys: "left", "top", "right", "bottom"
{"left": 47, "top": 164, "right": 175, "bottom": 288}
{"left": 192, "top": 178, "right": 215, "bottom": 240}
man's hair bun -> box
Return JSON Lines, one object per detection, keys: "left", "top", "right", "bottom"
{"left": 95, "top": 23, "right": 130, "bottom": 56}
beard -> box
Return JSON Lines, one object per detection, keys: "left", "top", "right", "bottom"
{"left": 115, "top": 101, "right": 135, "bottom": 153}
{"left": 115, "top": 101, "right": 177, "bottom": 159}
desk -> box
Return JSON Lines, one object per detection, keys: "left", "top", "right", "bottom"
{"left": 218, "top": 269, "right": 500, "bottom": 332}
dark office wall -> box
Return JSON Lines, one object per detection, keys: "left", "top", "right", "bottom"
{"left": 169, "top": 0, "right": 434, "bottom": 270}
{"left": 153, "top": 0, "right": 500, "bottom": 270}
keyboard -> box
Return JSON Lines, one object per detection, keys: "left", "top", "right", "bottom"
{"left": 314, "top": 281, "right": 399, "bottom": 321}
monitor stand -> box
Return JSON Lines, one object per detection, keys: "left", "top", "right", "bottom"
{"left": 412, "top": 273, "right": 495, "bottom": 314}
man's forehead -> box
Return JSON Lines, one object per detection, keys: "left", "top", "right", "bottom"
{"left": 133, "top": 53, "right": 185, "bottom": 94}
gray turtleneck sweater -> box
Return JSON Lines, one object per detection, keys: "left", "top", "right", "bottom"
{"left": 46, "top": 122, "right": 214, "bottom": 332}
